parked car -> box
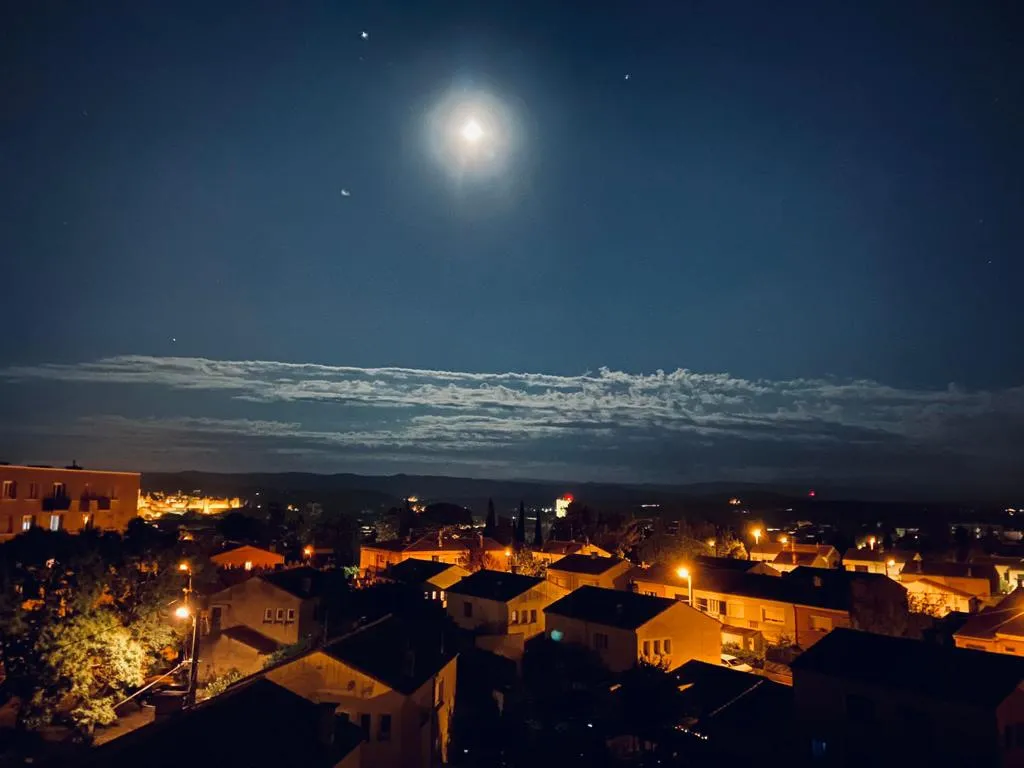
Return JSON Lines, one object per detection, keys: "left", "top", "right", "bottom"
{"left": 720, "top": 653, "right": 754, "bottom": 672}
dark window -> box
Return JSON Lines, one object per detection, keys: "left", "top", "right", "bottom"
{"left": 811, "top": 738, "right": 827, "bottom": 759}
{"left": 846, "top": 693, "right": 875, "bottom": 722}
{"left": 696, "top": 597, "right": 708, "bottom": 612}
{"left": 855, "top": 565, "right": 868, "bottom": 573}
{"left": 1005, "top": 725, "right": 1013, "bottom": 749}
{"left": 594, "top": 632, "right": 609, "bottom": 650}
{"left": 378, "top": 714, "right": 392, "bottom": 741}
{"left": 432, "top": 555, "right": 440, "bottom": 562}
{"left": 437, "top": 678, "right": 445, "bottom": 705}
{"left": 463, "top": 601, "right": 473, "bottom": 618}
{"left": 359, "top": 714, "right": 371, "bottom": 741}
{"left": 530, "top": 609, "right": 537, "bottom": 623}
{"left": 664, "top": 638, "right": 672, "bottom": 653}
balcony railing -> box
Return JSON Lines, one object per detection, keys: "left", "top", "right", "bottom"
{"left": 42, "top": 496, "right": 71, "bottom": 512}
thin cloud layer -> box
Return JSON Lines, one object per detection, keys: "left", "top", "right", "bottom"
{"left": 2, "top": 355, "right": 1023, "bottom": 491}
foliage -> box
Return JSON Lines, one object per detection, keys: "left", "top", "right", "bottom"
{"left": 263, "top": 637, "right": 313, "bottom": 668}
{"left": 216, "top": 511, "right": 267, "bottom": 545}
{"left": 614, "top": 661, "right": 685, "bottom": 747}
{"left": 722, "top": 641, "right": 763, "bottom": 666}
{"left": 515, "top": 501, "right": 526, "bottom": 545}
{"left": 509, "top": 546, "right": 544, "bottom": 577}
{"left": 0, "top": 529, "right": 188, "bottom": 740}
{"left": 458, "top": 542, "right": 499, "bottom": 573}
{"left": 198, "top": 668, "right": 244, "bottom": 702}
{"left": 373, "top": 516, "right": 399, "bottom": 542}
{"left": 533, "top": 506, "right": 543, "bottom": 546}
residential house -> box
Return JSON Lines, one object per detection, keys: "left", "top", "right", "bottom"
{"left": 771, "top": 549, "right": 833, "bottom": 573}
{"left": 266, "top": 615, "right": 457, "bottom": 768}
{"left": 841, "top": 547, "right": 919, "bottom": 578}
{"left": 531, "top": 540, "right": 612, "bottom": 567}
{"left": 202, "top": 566, "right": 327, "bottom": 680}
{"left": 546, "top": 553, "right": 632, "bottom": 591}
{"left": 544, "top": 585, "right": 721, "bottom": 672}
{"left": 672, "top": 660, "right": 796, "bottom": 762}
{"left": 792, "top": 627, "right": 1024, "bottom": 766}
{"left": 955, "top": 589, "right": 1024, "bottom": 656}
{"left": 210, "top": 544, "right": 285, "bottom": 571}
{"left": 785, "top": 566, "right": 910, "bottom": 633}
{"left": 0, "top": 463, "right": 140, "bottom": 542}
{"left": 900, "top": 561, "right": 999, "bottom": 612}
{"left": 83, "top": 677, "right": 363, "bottom": 768}
{"left": 970, "top": 555, "right": 1024, "bottom": 594}
{"left": 385, "top": 558, "right": 469, "bottom": 607}
{"left": 629, "top": 564, "right": 860, "bottom": 649}
{"left": 359, "top": 534, "right": 506, "bottom": 578}
{"left": 904, "top": 578, "right": 979, "bottom": 617}
{"left": 446, "top": 569, "right": 568, "bottom": 660}
{"left": 749, "top": 542, "right": 839, "bottom": 569}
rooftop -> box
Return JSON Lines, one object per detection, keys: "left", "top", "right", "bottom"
{"left": 545, "top": 585, "right": 675, "bottom": 630}
{"left": 84, "top": 677, "right": 362, "bottom": 768}
{"left": 901, "top": 560, "right": 999, "bottom": 584}
{"left": 547, "top": 553, "right": 627, "bottom": 575}
{"left": 447, "top": 569, "right": 543, "bottom": 602}
{"left": 536, "top": 540, "right": 587, "bottom": 556}
{"left": 842, "top": 547, "right": 919, "bottom": 563}
{"left": 261, "top": 566, "right": 335, "bottom": 598}
{"left": 956, "top": 589, "right": 1024, "bottom": 640}
{"left": 220, "top": 625, "right": 283, "bottom": 655}
{"left": 772, "top": 550, "right": 822, "bottom": 567}
{"left": 322, "top": 614, "right": 456, "bottom": 695}
{"left": 386, "top": 557, "right": 461, "bottom": 583}
{"left": 693, "top": 555, "right": 764, "bottom": 573}
{"left": 674, "top": 659, "right": 792, "bottom": 727}
{"left": 791, "top": 628, "right": 1024, "bottom": 707}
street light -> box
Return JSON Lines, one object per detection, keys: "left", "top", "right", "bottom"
{"left": 868, "top": 536, "right": 877, "bottom": 550}
{"left": 174, "top": 605, "right": 191, "bottom": 620}
{"left": 752, "top": 528, "right": 762, "bottom": 546}
{"left": 176, "top": 563, "right": 200, "bottom": 707}
{"left": 303, "top": 545, "right": 314, "bottom": 559}
{"left": 676, "top": 566, "right": 693, "bottom": 607}
{"left": 884, "top": 558, "right": 896, "bottom": 578}
{"left": 780, "top": 535, "right": 788, "bottom": 545}
{"left": 178, "top": 562, "right": 190, "bottom": 572}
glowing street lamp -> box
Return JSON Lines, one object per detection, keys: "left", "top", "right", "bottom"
{"left": 752, "top": 528, "right": 762, "bottom": 546}
{"left": 676, "top": 566, "right": 693, "bottom": 607}
{"left": 174, "top": 605, "right": 191, "bottom": 620}
{"left": 178, "top": 562, "right": 190, "bottom": 572}
{"left": 303, "top": 545, "right": 314, "bottom": 559}
{"left": 780, "top": 535, "right": 788, "bottom": 545}
{"left": 868, "top": 536, "right": 877, "bottom": 550}
{"left": 884, "top": 558, "right": 896, "bottom": 578}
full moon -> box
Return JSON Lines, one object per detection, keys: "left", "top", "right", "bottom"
{"left": 461, "top": 119, "right": 484, "bottom": 143}
{"left": 425, "top": 87, "right": 519, "bottom": 182}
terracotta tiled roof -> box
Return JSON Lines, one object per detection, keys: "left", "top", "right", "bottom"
{"left": 547, "top": 554, "right": 627, "bottom": 575}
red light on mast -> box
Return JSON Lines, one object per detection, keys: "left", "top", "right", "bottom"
{"left": 563, "top": 493, "right": 574, "bottom": 502}
{"left": 808, "top": 489, "right": 816, "bottom": 498}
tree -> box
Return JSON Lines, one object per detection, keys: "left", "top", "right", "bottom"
{"left": 458, "top": 541, "right": 499, "bottom": 573}
{"left": 510, "top": 547, "right": 544, "bottom": 577}
{"left": 533, "top": 507, "right": 543, "bottom": 546}
{"left": 516, "top": 502, "right": 526, "bottom": 545}
{"left": 0, "top": 532, "right": 186, "bottom": 740}
{"left": 484, "top": 498, "right": 497, "bottom": 539}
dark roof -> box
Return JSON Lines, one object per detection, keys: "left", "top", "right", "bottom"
{"left": 791, "top": 628, "right": 1024, "bottom": 707}
{"left": 538, "top": 540, "right": 585, "bottom": 555}
{"left": 956, "top": 588, "right": 1024, "bottom": 640}
{"left": 548, "top": 553, "right": 627, "bottom": 575}
{"left": 901, "top": 560, "right": 999, "bottom": 582}
{"left": 787, "top": 565, "right": 902, "bottom": 591}
{"left": 674, "top": 660, "right": 792, "bottom": 725}
{"left": 85, "top": 678, "right": 362, "bottom": 768}
{"left": 842, "top": 548, "right": 918, "bottom": 564}
{"left": 696, "top": 568, "right": 850, "bottom": 611}
{"left": 693, "top": 555, "right": 763, "bottom": 573}
{"left": 386, "top": 557, "right": 460, "bottom": 584}
{"left": 446, "top": 569, "right": 543, "bottom": 602}
{"left": 220, "top": 625, "right": 283, "bottom": 655}
{"left": 545, "top": 586, "right": 675, "bottom": 630}
{"left": 322, "top": 614, "right": 456, "bottom": 695}
{"left": 261, "top": 566, "right": 327, "bottom": 598}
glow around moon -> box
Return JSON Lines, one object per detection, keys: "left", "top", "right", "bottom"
{"left": 425, "top": 88, "right": 520, "bottom": 181}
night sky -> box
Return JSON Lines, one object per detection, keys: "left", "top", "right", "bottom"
{"left": 2, "top": 1, "right": 1022, "bottom": 496}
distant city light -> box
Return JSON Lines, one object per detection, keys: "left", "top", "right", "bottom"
{"left": 555, "top": 494, "right": 573, "bottom": 518}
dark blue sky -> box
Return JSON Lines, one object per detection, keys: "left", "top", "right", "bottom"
{"left": 2, "top": 1, "right": 1023, "bottom": 494}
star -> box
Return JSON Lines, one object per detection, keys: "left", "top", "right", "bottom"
{"left": 624, "top": 74, "right": 631, "bottom": 80}
{"left": 340, "top": 189, "right": 351, "bottom": 197}
{"left": 171, "top": 337, "right": 177, "bottom": 343}
{"left": 360, "top": 30, "right": 369, "bottom": 40}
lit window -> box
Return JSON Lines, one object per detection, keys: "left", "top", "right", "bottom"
{"left": 244, "top": 561, "right": 253, "bottom": 571}
{"left": 264, "top": 609, "right": 273, "bottom": 622}
{"left": 440, "top": 590, "right": 445, "bottom": 601}
{"left": 49, "top": 514, "right": 62, "bottom": 532}
{"left": 431, "top": 590, "right": 437, "bottom": 600}
{"left": 276, "top": 608, "right": 285, "bottom": 622}
{"left": 810, "top": 615, "right": 833, "bottom": 632}
{"left": 762, "top": 606, "right": 785, "bottom": 624}
{"left": 286, "top": 608, "right": 295, "bottom": 622}
{"left": 510, "top": 609, "right": 518, "bottom": 624}
{"left": 424, "top": 591, "right": 430, "bottom": 600}
{"left": 1, "top": 480, "right": 16, "bottom": 500}
{"left": 21, "top": 515, "right": 33, "bottom": 532}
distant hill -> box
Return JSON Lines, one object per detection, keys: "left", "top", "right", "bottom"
{"left": 139, "top": 470, "right": 1001, "bottom": 524}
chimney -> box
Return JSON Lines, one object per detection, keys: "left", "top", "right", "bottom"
{"left": 317, "top": 703, "right": 337, "bottom": 747}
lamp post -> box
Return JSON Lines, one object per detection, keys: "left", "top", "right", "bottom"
{"left": 177, "top": 562, "right": 201, "bottom": 707}
{"left": 676, "top": 566, "right": 693, "bottom": 607}
{"left": 884, "top": 558, "right": 896, "bottom": 579}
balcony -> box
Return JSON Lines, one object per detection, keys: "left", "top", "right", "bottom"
{"left": 42, "top": 496, "right": 71, "bottom": 512}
